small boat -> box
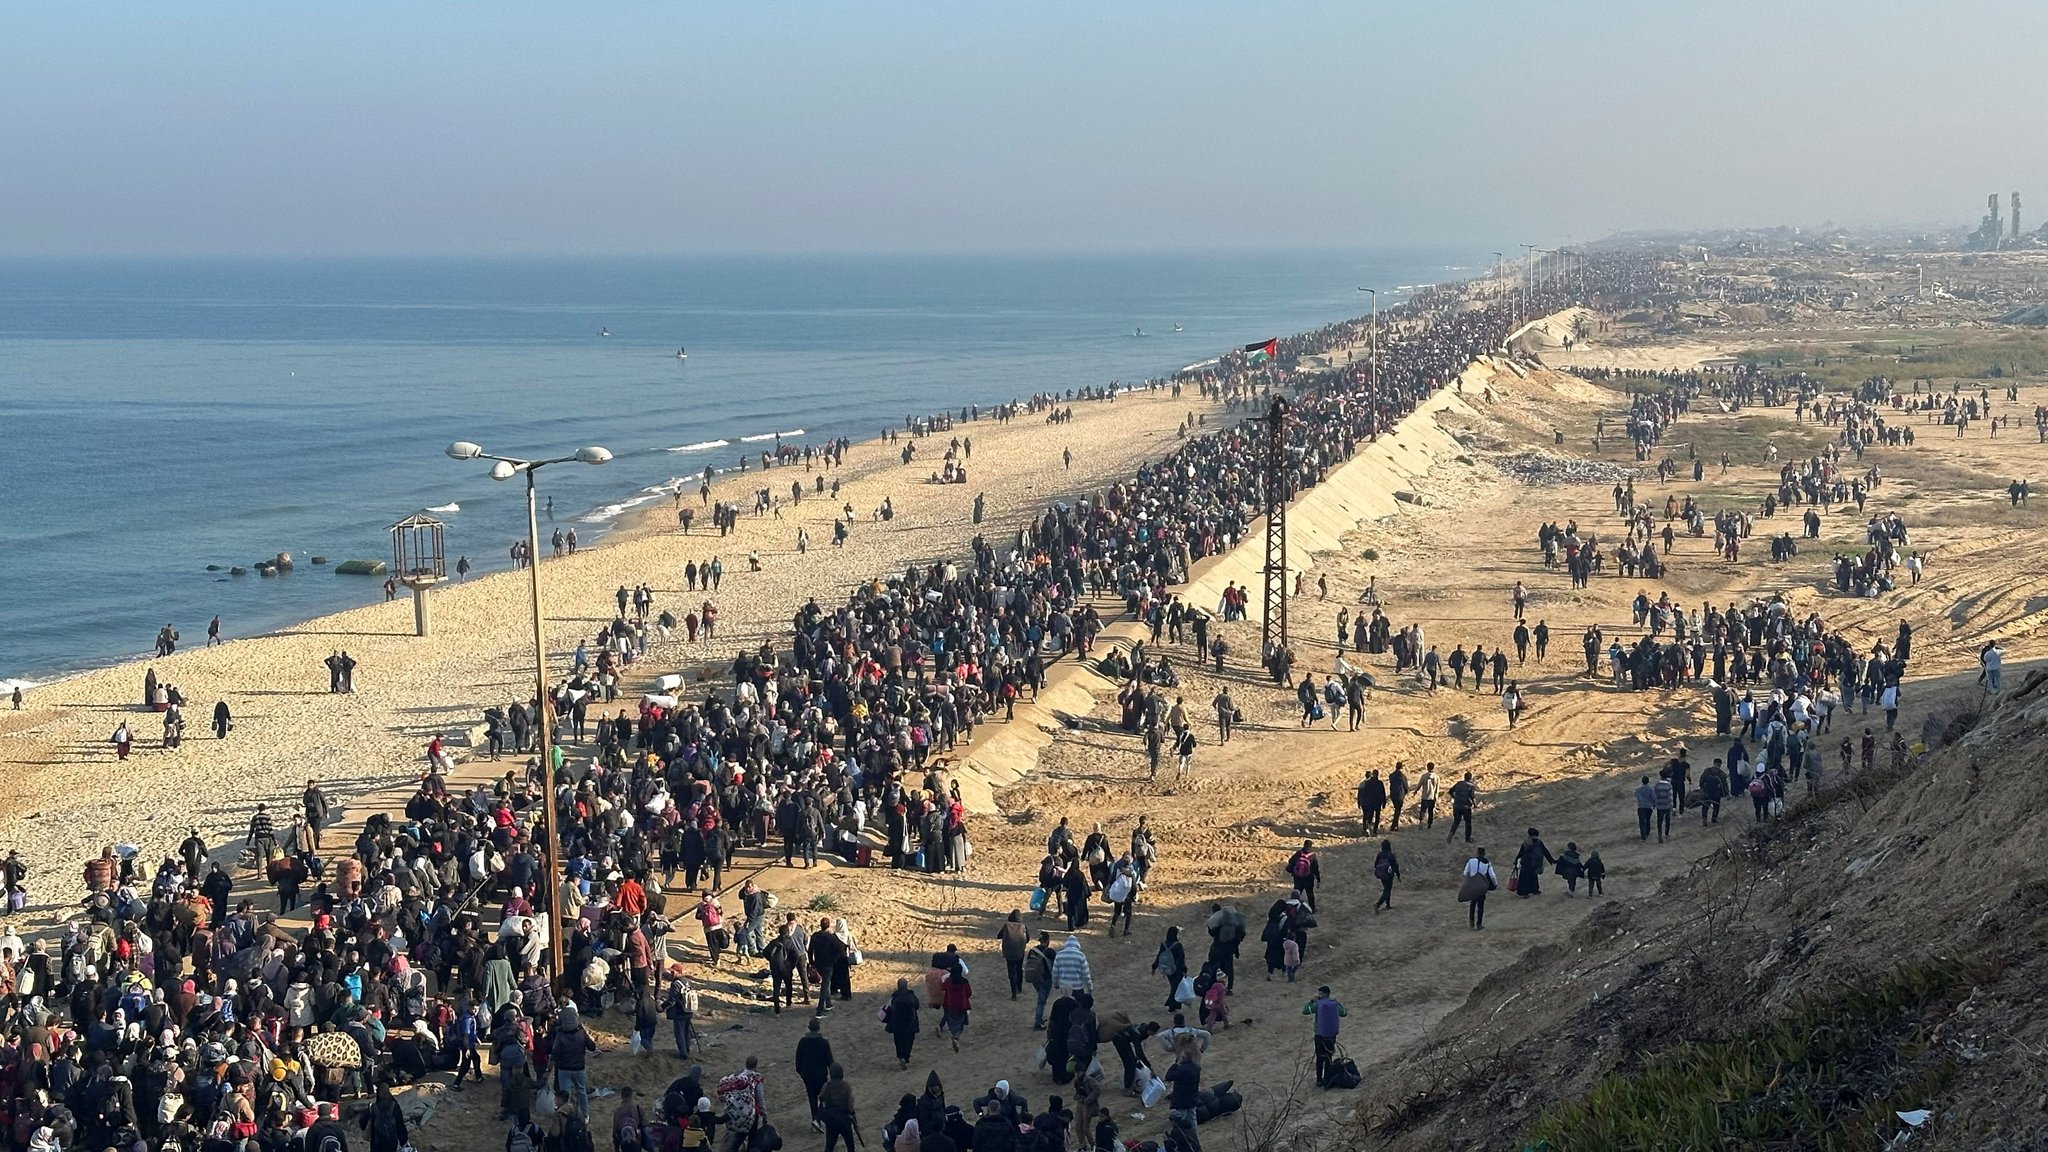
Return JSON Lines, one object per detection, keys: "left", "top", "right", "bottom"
{"left": 1134, "top": 327, "right": 1145, "bottom": 337}
{"left": 1172, "top": 323, "right": 1182, "bottom": 332}
{"left": 675, "top": 347, "right": 687, "bottom": 360}
{"left": 600, "top": 327, "right": 612, "bottom": 337}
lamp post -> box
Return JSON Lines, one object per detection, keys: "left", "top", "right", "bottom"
{"left": 1492, "top": 252, "right": 1505, "bottom": 303}
{"left": 1357, "top": 287, "right": 1378, "bottom": 437}
{"left": 445, "top": 439, "right": 612, "bottom": 989}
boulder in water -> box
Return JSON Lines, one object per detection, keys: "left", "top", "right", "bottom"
{"left": 205, "top": 564, "right": 221, "bottom": 572}
{"left": 257, "top": 564, "right": 277, "bottom": 578}
{"left": 310, "top": 556, "right": 328, "bottom": 566}
{"left": 334, "top": 559, "right": 387, "bottom": 576}
{"left": 274, "top": 551, "right": 294, "bottom": 570}
{"left": 230, "top": 567, "right": 248, "bottom": 576}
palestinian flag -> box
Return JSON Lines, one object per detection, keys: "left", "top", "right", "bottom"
{"left": 1242, "top": 338, "right": 1278, "bottom": 363}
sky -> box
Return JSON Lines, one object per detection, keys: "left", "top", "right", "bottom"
{"left": 3, "top": 1, "right": 2045, "bottom": 256}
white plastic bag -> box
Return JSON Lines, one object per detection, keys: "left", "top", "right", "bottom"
{"left": 534, "top": 1084, "right": 557, "bottom": 1116}
{"left": 629, "top": 1031, "right": 647, "bottom": 1055}
{"left": 1174, "top": 976, "right": 1195, "bottom": 1005}
{"left": 1140, "top": 1073, "right": 1167, "bottom": 1108}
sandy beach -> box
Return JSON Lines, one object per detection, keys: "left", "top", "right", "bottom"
{"left": 0, "top": 382, "right": 1209, "bottom": 877}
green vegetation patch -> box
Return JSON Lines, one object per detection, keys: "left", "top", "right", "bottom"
{"left": 1523, "top": 956, "right": 1989, "bottom": 1152}
{"left": 1742, "top": 330, "right": 2048, "bottom": 390}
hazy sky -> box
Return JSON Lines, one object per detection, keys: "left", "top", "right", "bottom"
{"left": 4, "top": 1, "right": 2043, "bottom": 256}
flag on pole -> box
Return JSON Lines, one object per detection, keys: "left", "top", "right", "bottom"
{"left": 1242, "top": 338, "right": 1277, "bottom": 363}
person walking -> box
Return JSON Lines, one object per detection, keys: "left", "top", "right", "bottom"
{"left": 1652, "top": 773, "right": 1675, "bottom": 842}
{"left": 1285, "top": 841, "right": 1321, "bottom": 911}
{"left": 1026, "top": 932, "right": 1057, "bottom": 1030}
{"left": 1698, "top": 759, "right": 1727, "bottom": 825}
{"left": 1355, "top": 771, "right": 1386, "bottom": 836}
{"left": 818, "top": 1065, "right": 859, "bottom": 1152}
{"left": 1053, "top": 934, "right": 1094, "bottom": 996}
{"left": 1151, "top": 926, "right": 1188, "bottom": 1011}
{"left": 1634, "top": 775, "right": 1655, "bottom": 840}
{"left": 1446, "top": 772, "right": 1477, "bottom": 843}
{"left": 1303, "top": 986, "right": 1347, "bottom": 1087}
{"left": 884, "top": 977, "right": 921, "bottom": 1068}
{"left": 1371, "top": 840, "right": 1400, "bottom": 912}
{"left": 940, "top": 962, "right": 973, "bottom": 1052}
{"left": 1416, "top": 763, "right": 1439, "bottom": 828}
{"left": 550, "top": 1002, "right": 598, "bottom": 1118}
{"left": 664, "top": 975, "right": 699, "bottom": 1059}
{"left": 995, "top": 910, "right": 1030, "bottom": 999}
{"left": 795, "top": 1019, "right": 834, "bottom": 1130}
{"left": 1460, "top": 849, "right": 1498, "bottom": 930}
{"left": 1513, "top": 828, "right": 1553, "bottom": 897}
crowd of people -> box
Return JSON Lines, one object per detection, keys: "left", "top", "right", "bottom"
{"left": 0, "top": 256, "right": 1698, "bottom": 1152}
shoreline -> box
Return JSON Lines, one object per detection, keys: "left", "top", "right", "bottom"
{"left": 0, "top": 341, "right": 1301, "bottom": 871}
{"left": 2, "top": 345, "right": 1353, "bottom": 692}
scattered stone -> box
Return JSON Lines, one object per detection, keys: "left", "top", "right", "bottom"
{"left": 1494, "top": 452, "right": 1638, "bottom": 486}
{"left": 205, "top": 564, "right": 221, "bottom": 572}
{"left": 229, "top": 567, "right": 247, "bottom": 576}
{"left": 1394, "top": 490, "right": 1428, "bottom": 505}
{"left": 334, "top": 559, "right": 388, "bottom": 576}
{"left": 310, "top": 556, "right": 328, "bottom": 565}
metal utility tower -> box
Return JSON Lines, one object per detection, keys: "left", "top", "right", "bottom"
{"left": 1260, "top": 397, "right": 1290, "bottom": 668}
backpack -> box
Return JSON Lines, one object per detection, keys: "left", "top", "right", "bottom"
{"left": 508, "top": 1127, "right": 538, "bottom": 1152}
{"left": 1154, "top": 944, "right": 1174, "bottom": 972}
{"left": 1373, "top": 856, "right": 1393, "bottom": 881}
{"left": 1024, "top": 948, "right": 1049, "bottom": 986}
{"left": 1290, "top": 852, "right": 1314, "bottom": 880}
{"left": 319, "top": 1133, "right": 346, "bottom": 1152}
{"left": 1106, "top": 874, "right": 1133, "bottom": 903}
{"left": 1748, "top": 777, "right": 1768, "bottom": 797}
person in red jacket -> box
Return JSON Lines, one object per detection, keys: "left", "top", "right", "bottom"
{"left": 940, "top": 965, "right": 973, "bottom": 1052}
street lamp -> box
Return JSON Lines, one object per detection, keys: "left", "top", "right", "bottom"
{"left": 444, "top": 439, "right": 611, "bottom": 989}
{"left": 1492, "top": 252, "right": 1505, "bottom": 302}
{"left": 1357, "top": 288, "right": 1378, "bottom": 438}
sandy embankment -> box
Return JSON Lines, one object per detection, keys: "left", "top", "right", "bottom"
{"left": 0, "top": 384, "right": 1208, "bottom": 878}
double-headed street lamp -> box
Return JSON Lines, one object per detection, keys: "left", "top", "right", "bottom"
{"left": 445, "top": 440, "right": 612, "bottom": 987}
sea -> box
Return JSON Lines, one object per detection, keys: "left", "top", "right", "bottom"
{"left": 0, "top": 249, "right": 1477, "bottom": 684}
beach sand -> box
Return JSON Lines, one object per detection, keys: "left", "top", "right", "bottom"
{"left": 0, "top": 384, "right": 1209, "bottom": 877}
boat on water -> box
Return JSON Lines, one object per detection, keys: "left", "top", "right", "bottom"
{"left": 1134, "top": 327, "right": 1145, "bottom": 337}
{"left": 675, "top": 347, "right": 687, "bottom": 360}
{"left": 1172, "top": 323, "right": 1182, "bottom": 332}
{"left": 600, "top": 327, "right": 612, "bottom": 337}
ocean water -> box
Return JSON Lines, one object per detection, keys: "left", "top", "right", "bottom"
{"left": 0, "top": 250, "right": 1474, "bottom": 683}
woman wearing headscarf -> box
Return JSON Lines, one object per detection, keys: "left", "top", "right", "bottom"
{"left": 885, "top": 977, "right": 922, "bottom": 1068}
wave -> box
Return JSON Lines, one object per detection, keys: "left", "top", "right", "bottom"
{"left": 664, "top": 439, "right": 730, "bottom": 453}
{"left": 579, "top": 489, "right": 673, "bottom": 524}
{"left": 426, "top": 502, "right": 460, "bottom": 513}
{"left": 738, "top": 428, "right": 805, "bottom": 443}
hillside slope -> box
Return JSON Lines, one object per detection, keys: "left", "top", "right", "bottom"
{"left": 1360, "top": 667, "right": 2048, "bottom": 1151}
